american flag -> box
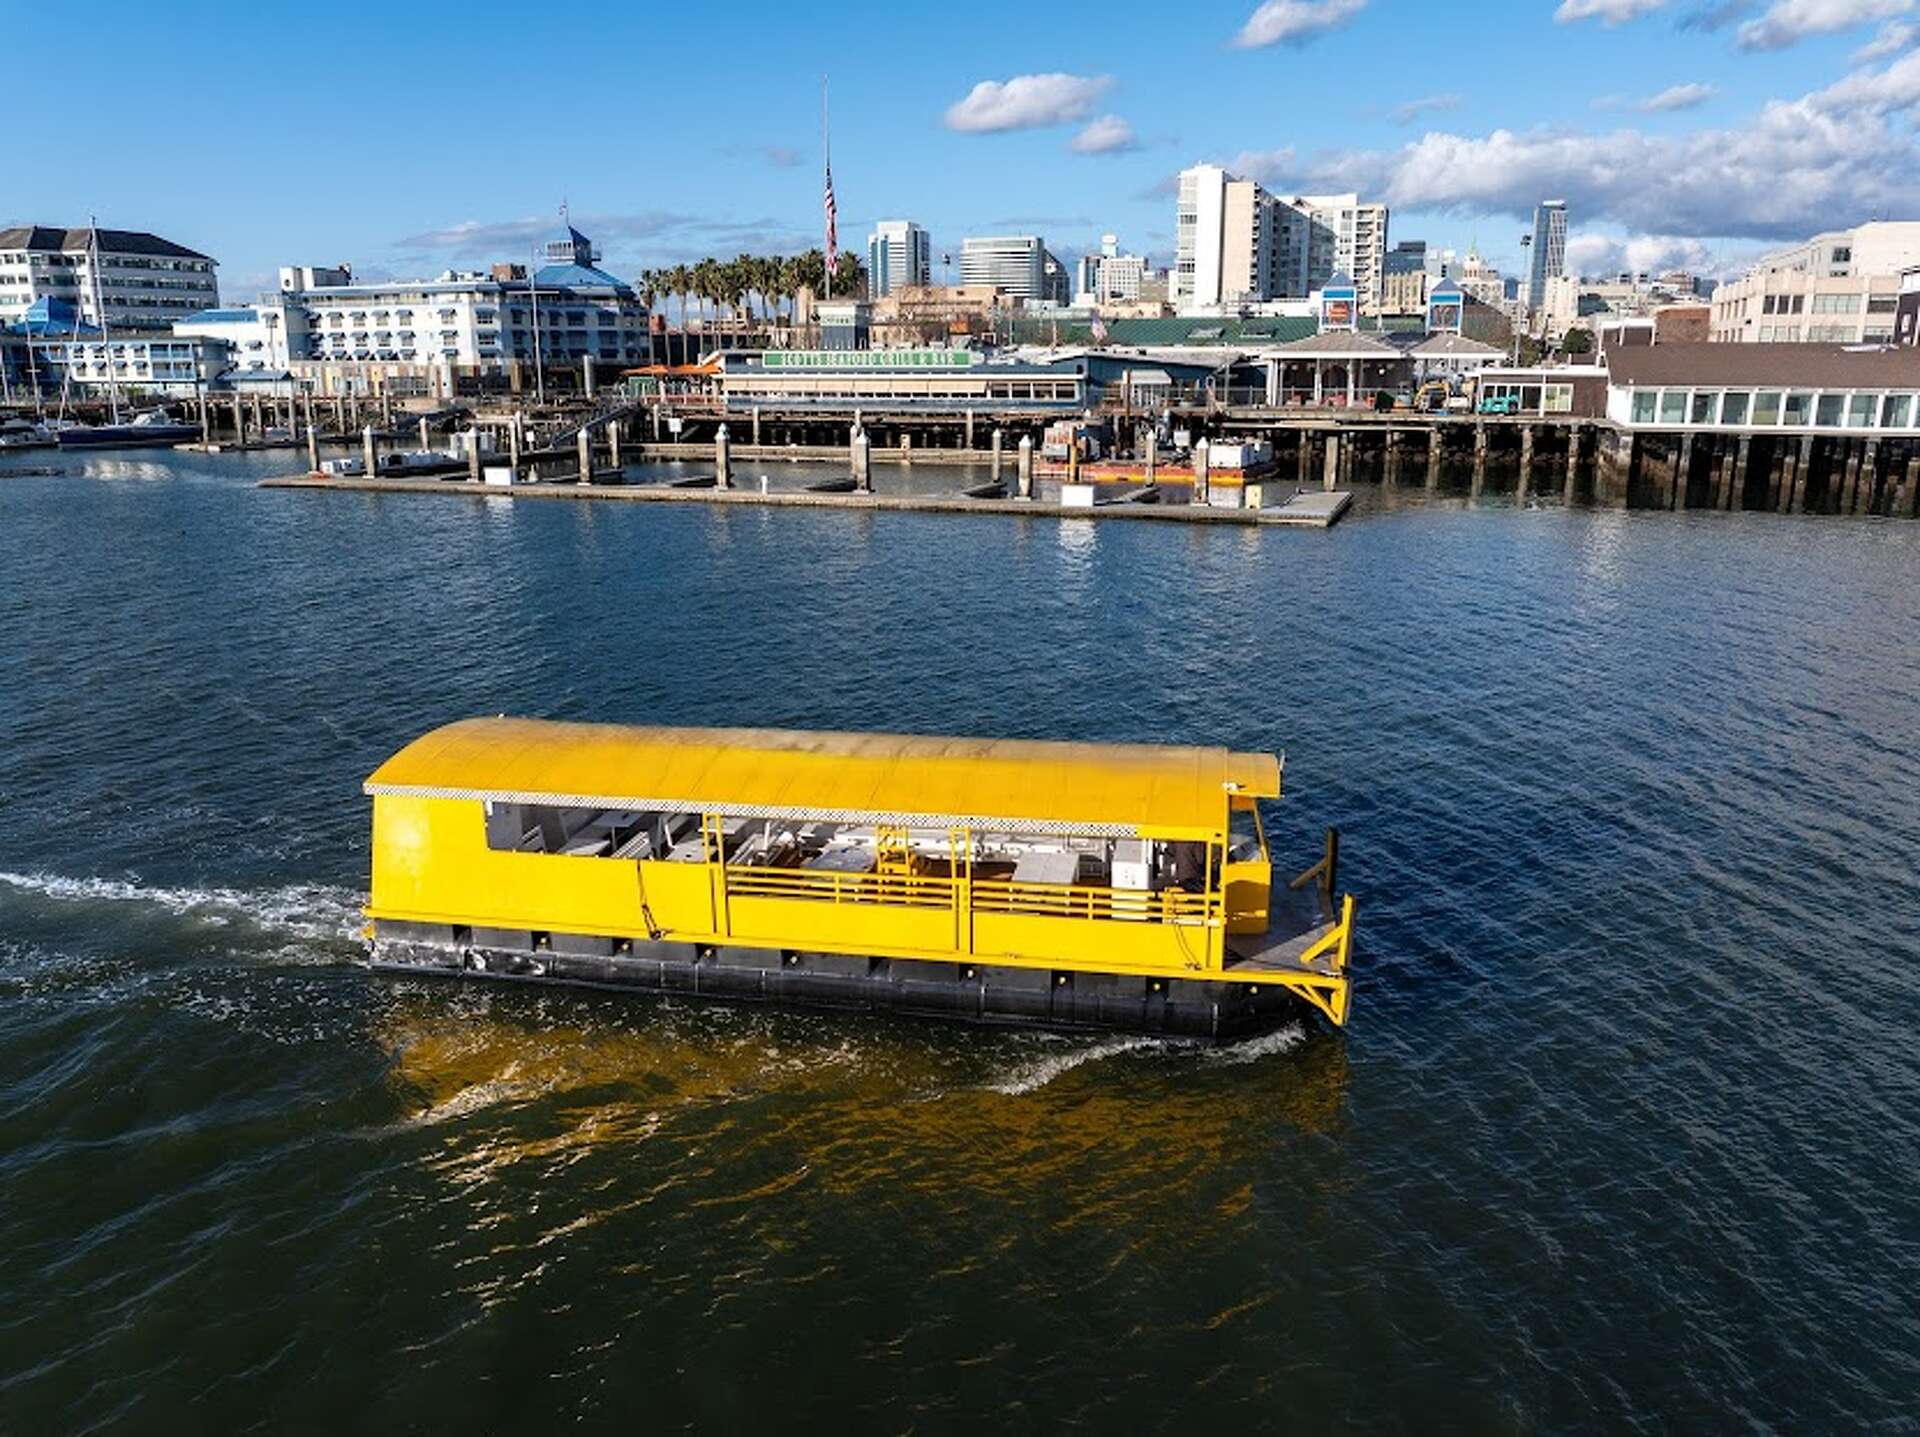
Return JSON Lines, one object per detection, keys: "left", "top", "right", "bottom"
{"left": 824, "top": 164, "right": 838, "bottom": 277}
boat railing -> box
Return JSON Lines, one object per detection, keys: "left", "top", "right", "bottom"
{"left": 725, "top": 867, "right": 955, "bottom": 910}
{"left": 970, "top": 879, "right": 1216, "bottom": 925}
{"left": 721, "top": 866, "right": 1219, "bottom": 927}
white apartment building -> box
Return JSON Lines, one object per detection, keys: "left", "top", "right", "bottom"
{"left": 1290, "top": 194, "right": 1389, "bottom": 316}
{"left": 0, "top": 225, "right": 218, "bottom": 331}
{"left": 959, "top": 235, "right": 1045, "bottom": 301}
{"left": 1709, "top": 221, "right": 1920, "bottom": 344}
{"left": 866, "top": 220, "right": 931, "bottom": 298}
{"left": 44, "top": 335, "right": 231, "bottom": 396}
{"left": 175, "top": 297, "right": 312, "bottom": 373}
{"left": 1173, "top": 164, "right": 1310, "bottom": 314}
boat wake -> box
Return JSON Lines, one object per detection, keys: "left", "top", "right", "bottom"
{"left": 0, "top": 869, "right": 365, "bottom": 943}
{"left": 1204, "top": 1021, "right": 1307, "bottom": 1064}
{"left": 987, "top": 1035, "right": 1168, "bottom": 1096}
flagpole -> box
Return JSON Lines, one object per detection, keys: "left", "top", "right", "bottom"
{"left": 822, "top": 75, "right": 832, "bottom": 302}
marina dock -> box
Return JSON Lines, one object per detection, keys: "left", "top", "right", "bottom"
{"left": 258, "top": 472, "right": 1354, "bottom": 527}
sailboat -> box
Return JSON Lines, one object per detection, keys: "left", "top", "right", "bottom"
{"left": 54, "top": 219, "right": 197, "bottom": 450}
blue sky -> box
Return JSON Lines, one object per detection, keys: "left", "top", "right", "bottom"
{"left": 10, "top": 0, "right": 1920, "bottom": 300}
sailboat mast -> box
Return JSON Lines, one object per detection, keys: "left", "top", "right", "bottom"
{"left": 88, "top": 217, "right": 121, "bottom": 424}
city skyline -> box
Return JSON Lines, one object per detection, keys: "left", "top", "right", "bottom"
{"left": 9, "top": 0, "right": 1920, "bottom": 299}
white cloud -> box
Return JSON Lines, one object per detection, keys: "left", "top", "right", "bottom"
{"left": 1736, "top": 0, "right": 1912, "bottom": 50}
{"left": 1240, "top": 83, "right": 1920, "bottom": 241}
{"left": 1556, "top": 0, "right": 1671, "bottom": 24}
{"left": 1855, "top": 15, "right": 1920, "bottom": 52}
{"left": 1638, "top": 81, "right": 1719, "bottom": 109}
{"left": 1805, "top": 45, "right": 1920, "bottom": 111}
{"left": 1232, "top": 0, "right": 1366, "bottom": 48}
{"left": 1389, "top": 93, "right": 1463, "bottom": 124}
{"left": 1566, "top": 232, "right": 1742, "bottom": 277}
{"left": 943, "top": 74, "right": 1112, "bottom": 133}
{"left": 1069, "top": 115, "right": 1139, "bottom": 154}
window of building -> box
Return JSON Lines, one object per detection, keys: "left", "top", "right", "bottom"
{"left": 1867, "top": 295, "right": 1898, "bottom": 314}
{"left": 1816, "top": 394, "right": 1845, "bottom": 426}
{"left": 1762, "top": 295, "right": 1777, "bottom": 315}
{"left": 1847, "top": 394, "right": 1876, "bottom": 427}
{"left": 1690, "top": 391, "right": 1717, "bottom": 424}
{"left": 1789, "top": 296, "right": 1804, "bottom": 314}
{"left": 1882, "top": 395, "right": 1913, "bottom": 427}
{"left": 1722, "top": 392, "right": 1751, "bottom": 425}
{"left": 1631, "top": 391, "right": 1656, "bottom": 423}
{"left": 1658, "top": 390, "right": 1686, "bottom": 423}
{"left": 1784, "top": 392, "right": 1812, "bottom": 425}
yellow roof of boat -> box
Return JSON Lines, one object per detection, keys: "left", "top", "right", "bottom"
{"left": 364, "top": 717, "right": 1279, "bottom": 836}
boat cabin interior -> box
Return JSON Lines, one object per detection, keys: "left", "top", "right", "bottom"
{"left": 482, "top": 799, "right": 1233, "bottom": 896}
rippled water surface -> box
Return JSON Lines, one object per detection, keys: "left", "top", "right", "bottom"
{"left": 3, "top": 450, "right": 1918, "bottom": 1432}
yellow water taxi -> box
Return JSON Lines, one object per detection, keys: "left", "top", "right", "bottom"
{"left": 363, "top": 719, "right": 1354, "bottom": 1037}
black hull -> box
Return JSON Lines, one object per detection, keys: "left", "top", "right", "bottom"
{"left": 370, "top": 924, "right": 1309, "bottom": 1041}
{"left": 56, "top": 427, "right": 197, "bottom": 449}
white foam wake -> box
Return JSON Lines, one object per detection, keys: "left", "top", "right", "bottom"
{"left": 987, "top": 1034, "right": 1166, "bottom": 1096}
{"left": 1204, "top": 1021, "right": 1307, "bottom": 1064}
{"left": 0, "top": 869, "right": 366, "bottom": 942}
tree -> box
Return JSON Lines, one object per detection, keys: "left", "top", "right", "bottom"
{"left": 1562, "top": 327, "right": 1593, "bottom": 356}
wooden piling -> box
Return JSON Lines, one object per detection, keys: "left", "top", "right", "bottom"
{"left": 1427, "top": 426, "right": 1442, "bottom": 491}
{"left": 1790, "top": 436, "right": 1814, "bottom": 513}
{"left": 1322, "top": 431, "right": 1339, "bottom": 492}
{"left": 577, "top": 428, "right": 592, "bottom": 484}
{"left": 1471, "top": 423, "right": 1487, "bottom": 496}
{"left": 1517, "top": 424, "right": 1534, "bottom": 502}
{"left": 1563, "top": 426, "right": 1579, "bottom": 502}
{"left": 1896, "top": 450, "right": 1919, "bottom": 518}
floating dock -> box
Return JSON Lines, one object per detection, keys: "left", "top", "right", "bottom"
{"left": 259, "top": 474, "right": 1353, "bottom": 528}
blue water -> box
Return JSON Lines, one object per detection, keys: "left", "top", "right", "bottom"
{"left": 3, "top": 450, "right": 1918, "bottom": 1432}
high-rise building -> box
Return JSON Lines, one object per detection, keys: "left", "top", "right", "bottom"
{"left": 959, "top": 234, "right": 1045, "bottom": 300}
{"left": 866, "top": 220, "right": 931, "bottom": 298}
{"left": 1290, "top": 194, "right": 1390, "bottom": 315}
{"left": 1172, "top": 164, "right": 1308, "bottom": 313}
{"left": 1382, "top": 240, "right": 1428, "bottom": 314}
{"left": 0, "top": 224, "right": 219, "bottom": 331}
{"left": 1526, "top": 200, "right": 1568, "bottom": 309}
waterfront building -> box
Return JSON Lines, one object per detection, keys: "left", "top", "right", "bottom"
{"left": 866, "top": 220, "right": 931, "bottom": 298}
{"left": 42, "top": 334, "right": 231, "bottom": 397}
{"left": 267, "top": 225, "right": 649, "bottom": 394}
{"left": 711, "top": 346, "right": 1087, "bottom": 412}
{"left": 1605, "top": 342, "right": 1920, "bottom": 437}
{"left": 0, "top": 225, "right": 218, "bottom": 332}
{"left": 959, "top": 235, "right": 1046, "bottom": 302}
{"left": 1709, "top": 221, "right": 1920, "bottom": 343}
{"left": 1456, "top": 248, "right": 1505, "bottom": 310}
{"left": 1525, "top": 200, "right": 1567, "bottom": 309}
{"left": 175, "top": 297, "right": 312, "bottom": 374}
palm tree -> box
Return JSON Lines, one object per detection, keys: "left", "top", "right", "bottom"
{"left": 636, "top": 269, "right": 662, "bottom": 366}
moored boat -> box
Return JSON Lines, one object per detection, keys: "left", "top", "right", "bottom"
{"left": 55, "top": 409, "right": 198, "bottom": 450}
{"left": 363, "top": 719, "right": 1355, "bottom": 1037}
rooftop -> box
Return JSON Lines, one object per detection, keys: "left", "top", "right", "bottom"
{"left": 364, "top": 717, "right": 1279, "bottom": 837}
{"left": 1606, "top": 343, "right": 1920, "bottom": 390}
{"left": 0, "top": 225, "right": 212, "bottom": 261}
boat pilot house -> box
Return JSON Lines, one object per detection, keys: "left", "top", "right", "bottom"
{"left": 364, "top": 719, "right": 1354, "bottom": 1037}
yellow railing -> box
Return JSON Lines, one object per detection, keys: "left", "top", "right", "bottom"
{"left": 970, "top": 878, "right": 1215, "bottom": 925}
{"left": 724, "top": 866, "right": 956, "bottom": 910}
{"left": 721, "top": 865, "right": 1218, "bottom": 927}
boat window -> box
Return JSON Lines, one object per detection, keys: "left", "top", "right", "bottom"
{"left": 483, "top": 801, "right": 700, "bottom": 859}
{"left": 1227, "top": 803, "right": 1266, "bottom": 864}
